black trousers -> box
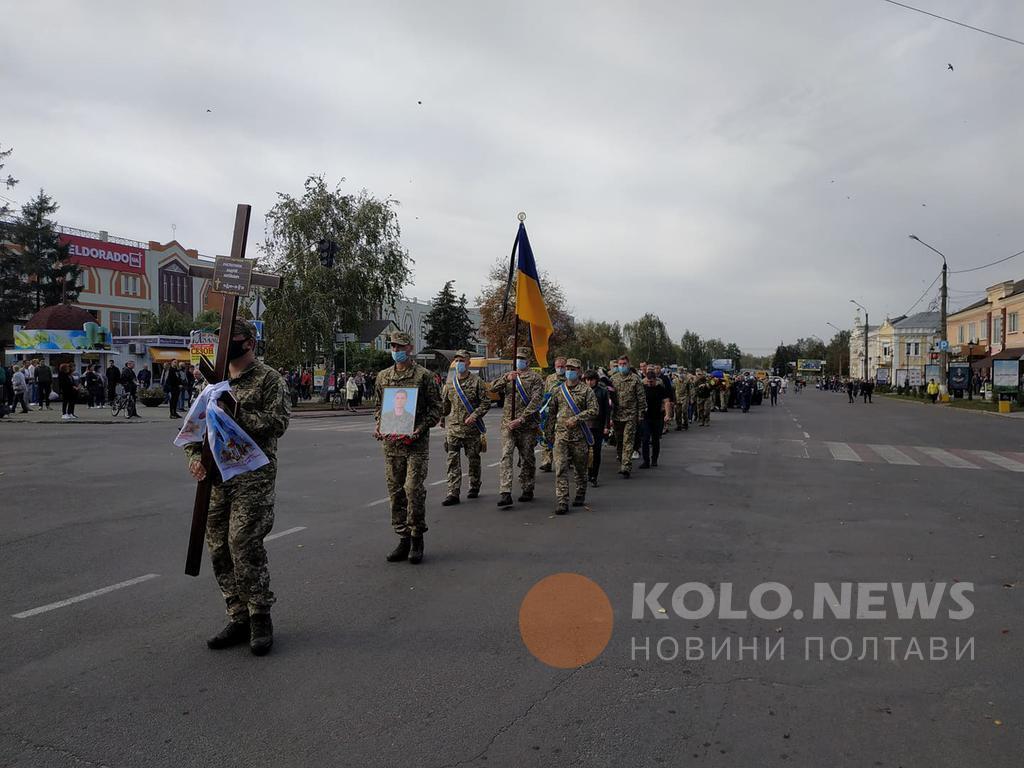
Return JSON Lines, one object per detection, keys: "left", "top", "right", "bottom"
{"left": 167, "top": 388, "right": 180, "bottom": 415}
{"left": 588, "top": 428, "right": 605, "bottom": 481}
{"left": 38, "top": 382, "right": 52, "bottom": 407}
{"left": 640, "top": 417, "right": 662, "bottom": 466}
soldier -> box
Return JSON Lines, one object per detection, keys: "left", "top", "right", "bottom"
{"left": 673, "top": 368, "right": 692, "bottom": 431}
{"left": 538, "top": 355, "right": 567, "bottom": 472}
{"left": 489, "top": 346, "right": 544, "bottom": 507}
{"left": 374, "top": 330, "right": 442, "bottom": 565}
{"left": 694, "top": 370, "right": 713, "bottom": 426}
{"left": 610, "top": 354, "right": 645, "bottom": 479}
{"left": 185, "top": 319, "right": 290, "bottom": 656}
{"left": 548, "top": 358, "right": 598, "bottom": 514}
{"left": 440, "top": 349, "right": 491, "bottom": 505}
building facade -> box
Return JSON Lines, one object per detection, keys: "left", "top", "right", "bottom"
{"left": 381, "top": 295, "right": 487, "bottom": 356}
{"left": 892, "top": 311, "right": 942, "bottom": 374}
{"left": 946, "top": 279, "right": 1024, "bottom": 377}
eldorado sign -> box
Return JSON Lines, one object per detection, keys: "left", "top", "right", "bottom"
{"left": 60, "top": 234, "right": 146, "bottom": 274}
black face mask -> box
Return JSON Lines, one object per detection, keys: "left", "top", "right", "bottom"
{"left": 228, "top": 339, "right": 249, "bottom": 361}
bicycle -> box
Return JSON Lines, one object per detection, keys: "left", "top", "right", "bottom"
{"left": 111, "top": 388, "right": 138, "bottom": 418}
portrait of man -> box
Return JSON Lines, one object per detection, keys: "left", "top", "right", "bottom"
{"left": 380, "top": 387, "right": 417, "bottom": 436}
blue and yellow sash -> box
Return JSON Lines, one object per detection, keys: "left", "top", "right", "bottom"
{"left": 558, "top": 382, "right": 594, "bottom": 446}
{"left": 514, "top": 375, "right": 531, "bottom": 407}
{"left": 453, "top": 374, "right": 485, "bottom": 434}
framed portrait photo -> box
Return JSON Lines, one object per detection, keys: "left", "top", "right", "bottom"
{"left": 380, "top": 386, "right": 418, "bottom": 436}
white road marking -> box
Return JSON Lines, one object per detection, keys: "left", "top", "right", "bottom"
{"left": 967, "top": 450, "right": 1024, "bottom": 473}
{"left": 487, "top": 461, "right": 501, "bottom": 467}
{"left": 367, "top": 498, "right": 389, "bottom": 507}
{"left": 826, "top": 442, "right": 861, "bottom": 462}
{"left": 265, "top": 526, "right": 307, "bottom": 541}
{"left": 429, "top": 479, "right": 447, "bottom": 486}
{"left": 869, "top": 444, "right": 918, "bottom": 465}
{"left": 915, "top": 447, "right": 980, "bottom": 469}
{"left": 12, "top": 574, "right": 160, "bottom": 619}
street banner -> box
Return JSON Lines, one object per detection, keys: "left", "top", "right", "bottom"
{"left": 875, "top": 368, "right": 890, "bottom": 384}
{"left": 993, "top": 359, "right": 1019, "bottom": 393}
{"left": 925, "top": 364, "right": 941, "bottom": 384}
{"left": 711, "top": 358, "right": 734, "bottom": 372}
{"left": 797, "top": 359, "right": 824, "bottom": 372}
{"left": 314, "top": 366, "right": 327, "bottom": 388}
{"left": 189, "top": 331, "right": 218, "bottom": 367}
{"left": 948, "top": 362, "right": 970, "bottom": 392}
{"left": 908, "top": 368, "right": 923, "bottom": 386}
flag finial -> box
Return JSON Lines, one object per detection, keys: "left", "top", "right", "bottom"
{"left": 517, "top": 211, "right": 526, "bottom": 222}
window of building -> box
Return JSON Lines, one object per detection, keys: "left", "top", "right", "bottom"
{"left": 121, "top": 274, "right": 140, "bottom": 296}
{"left": 980, "top": 320, "right": 987, "bottom": 339}
{"left": 110, "top": 311, "right": 140, "bottom": 336}
{"left": 958, "top": 325, "right": 964, "bottom": 343}
{"left": 993, "top": 315, "right": 1003, "bottom": 343}
{"left": 968, "top": 322, "right": 977, "bottom": 341}
{"left": 1009, "top": 312, "right": 1018, "bottom": 333}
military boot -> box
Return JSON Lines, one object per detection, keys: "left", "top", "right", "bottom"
{"left": 518, "top": 490, "right": 534, "bottom": 502}
{"left": 441, "top": 494, "right": 460, "bottom": 506}
{"left": 466, "top": 488, "right": 480, "bottom": 499}
{"left": 249, "top": 614, "right": 273, "bottom": 656}
{"left": 207, "top": 618, "right": 250, "bottom": 649}
{"left": 387, "top": 536, "right": 411, "bottom": 562}
{"left": 409, "top": 536, "right": 424, "bottom": 565}
{"left": 555, "top": 505, "right": 568, "bottom": 515}
{"left": 497, "top": 493, "right": 514, "bottom": 507}
{"left": 572, "top": 495, "right": 586, "bottom": 507}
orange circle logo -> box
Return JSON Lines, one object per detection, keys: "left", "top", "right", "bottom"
{"left": 518, "top": 573, "right": 614, "bottom": 668}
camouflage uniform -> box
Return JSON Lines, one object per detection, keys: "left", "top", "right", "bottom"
{"left": 538, "top": 369, "right": 565, "bottom": 470}
{"left": 375, "top": 360, "right": 442, "bottom": 537}
{"left": 489, "top": 354, "right": 544, "bottom": 495}
{"left": 695, "top": 375, "right": 713, "bottom": 426}
{"left": 673, "top": 374, "right": 693, "bottom": 430}
{"left": 184, "top": 360, "right": 291, "bottom": 622}
{"left": 548, "top": 367, "right": 598, "bottom": 509}
{"left": 610, "top": 369, "right": 645, "bottom": 473}
{"left": 441, "top": 362, "right": 491, "bottom": 497}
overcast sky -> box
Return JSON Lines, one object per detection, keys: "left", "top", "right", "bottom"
{"left": 4, "top": 1, "right": 1024, "bottom": 353}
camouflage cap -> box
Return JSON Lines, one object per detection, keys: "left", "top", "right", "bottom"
{"left": 232, "top": 318, "right": 257, "bottom": 340}
{"left": 389, "top": 330, "right": 412, "bottom": 345}
{"left": 515, "top": 346, "right": 532, "bottom": 359}
{"left": 454, "top": 349, "right": 473, "bottom": 360}
{"left": 565, "top": 358, "right": 582, "bottom": 368}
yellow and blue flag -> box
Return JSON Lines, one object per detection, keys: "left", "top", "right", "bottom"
{"left": 502, "top": 222, "right": 554, "bottom": 367}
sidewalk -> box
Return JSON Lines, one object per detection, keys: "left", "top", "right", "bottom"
{"left": 0, "top": 403, "right": 160, "bottom": 424}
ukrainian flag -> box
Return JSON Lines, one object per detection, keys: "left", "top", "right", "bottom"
{"left": 515, "top": 222, "right": 554, "bottom": 367}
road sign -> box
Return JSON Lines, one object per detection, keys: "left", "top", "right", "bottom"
{"left": 336, "top": 332, "right": 357, "bottom": 343}
{"left": 938, "top": 340, "right": 949, "bottom": 352}
{"left": 212, "top": 255, "right": 254, "bottom": 296}
{"left": 253, "top": 320, "right": 264, "bottom": 341}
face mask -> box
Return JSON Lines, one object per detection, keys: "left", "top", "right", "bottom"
{"left": 617, "top": 365, "right": 629, "bottom": 374}
{"left": 565, "top": 370, "right": 578, "bottom": 381}
{"left": 516, "top": 359, "right": 528, "bottom": 370}
{"left": 228, "top": 339, "right": 248, "bottom": 361}
{"left": 555, "top": 367, "right": 565, "bottom": 376}
{"left": 391, "top": 350, "right": 408, "bottom": 363}
{"left": 455, "top": 362, "right": 467, "bottom": 374}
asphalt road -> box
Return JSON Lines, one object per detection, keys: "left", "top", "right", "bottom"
{"left": 1, "top": 389, "right": 1022, "bottom": 767}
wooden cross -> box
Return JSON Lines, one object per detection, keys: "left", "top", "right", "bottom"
{"left": 183, "top": 204, "right": 282, "bottom": 577}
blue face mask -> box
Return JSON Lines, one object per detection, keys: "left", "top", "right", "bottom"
{"left": 391, "top": 350, "right": 408, "bottom": 363}
{"left": 455, "top": 362, "right": 467, "bottom": 374}
{"left": 618, "top": 365, "right": 629, "bottom": 374}
{"left": 566, "top": 370, "right": 578, "bottom": 381}
{"left": 555, "top": 367, "right": 565, "bottom": 376}
{"left": 516, "top": 359, "right": 528, "bottom": 370}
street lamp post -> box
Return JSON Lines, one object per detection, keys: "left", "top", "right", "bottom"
{"left": 850, "top": 300, "right": 869, "bottom": 381}
{"left": 826, "top": 321, "right": 846, "bottom": 377}
{"left": 909, "top": 235, "right": 949, "bottom": 395}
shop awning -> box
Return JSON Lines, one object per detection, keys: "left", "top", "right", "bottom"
{"left": 971, "top": 347, "right": 1024, "bottom": 369}
{"left": 149, "top": 347, "right": 191, "bottom": 362}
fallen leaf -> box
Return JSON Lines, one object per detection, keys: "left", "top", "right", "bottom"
{"left": 657, "top": 608, "right": 667, "bottom": 614}
{"left": 994, "top": 720, "right": 1003, "bottom": 726}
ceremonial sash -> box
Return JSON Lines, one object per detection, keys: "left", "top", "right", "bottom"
{"left": 514, "top": 375, "right": 531, "bottom": 406}
{"left": 453, "top": 374, "right": 485, "bottom": 434}
{"left": 558, "top": 382, "right": 594, "bottom": 446}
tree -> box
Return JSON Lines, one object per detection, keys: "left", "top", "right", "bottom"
{"left": 13, "top": 190, "right": 81, "bottom": 310}
{"left": 678, "top": 330, "right": 705, "bottom": 370}
{"left": 0, "top": 143, "right": 30, "bottom": 357}
{"left": 825, "top": 330, "right": 850, "bottom": 376}
{"left": 334, "top": 343, "right": 391, "bottom": 374}
{"left": 562, "top": 320, "right": 624, "bottom": 369}
{"left": 624, "top": 313, "right": 676, "bottom": 363}
{"left": 140, "top": 305, "right": 194, "bottom": 336}
{"left": 423, "top": 280, "right": 476, "bottom": 350}
{"left": 0, "top": 143, "right": 16, "bottom": 219}
{"left": 476, "top": 255, "right": 574, "bottom": 362}
{"left": 192, "top": 309, "right": 222, "bottom": 332}
{"left": 259, "top": 175, "right": 412, "bottom": 369}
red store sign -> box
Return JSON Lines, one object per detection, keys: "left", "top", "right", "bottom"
{"left": 61, "top": 234, "right": 146, "bottom": 274}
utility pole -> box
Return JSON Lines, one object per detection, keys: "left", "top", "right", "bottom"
{"left": 909, "top": 235, "right": 949, "bottom": 395}
{"left": 850, "top": 300, "right": 870, "bottom": 380}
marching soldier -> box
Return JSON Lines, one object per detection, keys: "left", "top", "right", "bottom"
{"left": 440, "top": 349, "right": 491, "bottom": 505}
{"left": 548, "top": 358, "right": 598, "bottom": 514}
{"left": 610, "top": 354, "right": 645, "bottom": 479}
{"left": 694, "top": 370, "right": 713, "bottom": 426}
{"left": 489, "top": 346, "right": 545, "bottom": 507}
{"left": 673, "top": 369, "right": 693, "bottom": 431}
{"left": 538, "top": 355, "right": 567, "bottom": 472}
{"left": 374, "top": 330, "right": 442, "bottom": 565}
{"left": 186, "top": 319, "right": 291, "bottom": 656}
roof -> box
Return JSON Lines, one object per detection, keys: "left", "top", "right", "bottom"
{"left": 24, "top": 304, "right": 97, "bottom": 330}
{"left": 358, "top": 319, "right": 398, "bottom": 344}
{"left": 893, "top": 311, "right": 941, "bottom": 330}
{"left": 948, "top": 297, "right": 990, "bottom": 318}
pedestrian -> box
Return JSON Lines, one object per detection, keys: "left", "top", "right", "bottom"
{"left": 162, "top": 361, "right": 182, "bottom": 419}
{"left": 585, "top": 369, "right": 612, "bottom": 487}
{"left": 84, "top": 365, "right": 103, "bottom": 408}
{"left": 694, "top": 371, "right": 713, "bottom": 426}
{"left": 538, "top": 355, "right": 567, "bottom": 472}
{"left": 846, "top": 378, "right": 855, "bottom": 403}
{"left": 769, "top": 377, "right": 780, "bottom": 406}
{"left": 673, "top": 369, "right": 692, "bottom": 430}
{"left": 489, "top": 346, "right": 545, "bottom": 507}
{"left": 345, "top": 372, "right": 359, "bottom": 411}
{"left": 58, "top": 363, "right": 78, "bottom": 420}
{"left": 375, "top": 330, "right": 441, "bottom": 565}
{"left": 185, "top": 319, "right": 290, "bottom": 656}
{"left": 35, "top": 360, "right": 53, "bottom": 409}
{"left": 610, "top": 355, "right": 645, "bottom": 479}
{"left": 863, "top": 379, "right": 874, "bottom": 404}
{"left": 927, "top": 378, "right": 939, "bottom": 403}
{"left": 639, "top": 368, "right": 672, "bottom": 468}
{"left": 138, "top": 365, "right": 152, "bottom": 390}
{"left": 0, "top": 364, "right": 7, "bottom": 418}
{"left": 738, "top": 374, "right": 753, "bottom": 413}
{"left": 106, "top": 360, "right": 120, "bottom": 405}
{"left": 548, "top": 358, "right": 598, "bottom": 514}
{"left": 11, "top": 365, "right": 30, "bottom": 414}
{"left": 440, "top": 349, "right": 491, "bottom": 505}
{"left": 121, "top": 360, "right": 138, "bottom": 403}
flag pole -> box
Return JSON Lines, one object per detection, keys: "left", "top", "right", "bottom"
{"left": 511, "top": 212, "right": 525, "bottom": 421}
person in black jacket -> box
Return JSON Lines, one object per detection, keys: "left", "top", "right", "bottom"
{"left": 106, "top": 362, "right": 121, "bottom": 405}
{"left": 161, "top": 361, "right": 182, "bottom": 419}
{"left": 584, "top": 370, "right": 612, "bottom": 487}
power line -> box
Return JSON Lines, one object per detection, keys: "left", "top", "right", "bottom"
{"left": 902, "top": 271, "right": 941, "bottom": 316}
{"left": 951, "top": 247, "right": 1024, "bottom": 274}
{"left": 879, "top": 0, "right": 1024, "bottom": 47}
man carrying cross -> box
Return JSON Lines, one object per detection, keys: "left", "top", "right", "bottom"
{"left": 184, "top": 318, "right": 290, "bottom": 655}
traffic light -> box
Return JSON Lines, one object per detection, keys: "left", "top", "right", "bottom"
{"left": 317, "top": 239, "right": 336, "bottom": 268}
